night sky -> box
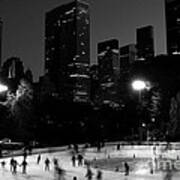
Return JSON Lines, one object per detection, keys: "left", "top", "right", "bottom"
{"left": 0, "top": 0, "right": 166, "bottom": 81}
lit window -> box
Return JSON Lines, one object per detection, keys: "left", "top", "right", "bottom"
{"left": 85, "top": 19, "right": 89, "bottom": 24}
{"left": 79, "top": 32, "right": 85, "bottom": 37}
{"left": 65, "top": 9, "right": 74, "bottom": 15}
{"left": 57, "top": 20, "right": 61, "bottom": 26}
{"left": 177, "top": 18, "right": 180, "bottom": 24}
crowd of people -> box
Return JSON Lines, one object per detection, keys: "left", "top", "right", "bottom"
{"left": 0, "top": 144, "right": 138, "bottom": 180}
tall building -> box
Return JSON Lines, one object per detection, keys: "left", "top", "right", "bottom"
{"left": 45, "top": 0, "right": 90, "bottom": 102}
{"left": 120, "top": 44, "right": 136, "bottom": 77}
{"left": 98, "top": 39, "right": 120, "bottom": 105}
{"left": 136, "top": 25, "right": 154, "bottom": 60}
{"left": 0, "top": 18, "right": 2, "bottom": 67}
{"left": 165, "top": 0, "right": 180, "bottom": 55}
{"left": 89, "top": 64, "right": 100, "bottom": 105}
{"left": 98, "top": 39, "right": 120, "bottom": 78}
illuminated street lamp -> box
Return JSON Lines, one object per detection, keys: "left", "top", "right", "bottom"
{"left": 132, "top": 80, "right": 146, "bottom": 91}
{"left": 132, "top": 80, "right": 147, "bottom": 141}
{"left": 132, "top": 80, "right": 146, "bottom": 102}
{"left": 0, "top": 84, "right": 8, "bottom": 93}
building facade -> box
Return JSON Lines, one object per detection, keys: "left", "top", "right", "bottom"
{"left": 165, "top": 0, "right": 180, "bottom": 55}
{"left": 45, "top": 0, "right": 90, "bottom": 102}
{"left": 0, "top": 18, "right": 2, "bottom": 67}
{"left": 98, "top": 39, "right": 120, "bottom": 106}
{"left": 136, "top": 25, "right": 154, "bottom": 60}
{"left": 120, "top": 44, "right": 136, "bottom": 77}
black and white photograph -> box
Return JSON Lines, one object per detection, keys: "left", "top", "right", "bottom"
{"left": 0, "top": 0, "right": 180, "bottom": 179}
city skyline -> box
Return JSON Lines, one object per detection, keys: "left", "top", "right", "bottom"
{"left": 0, "top": 0, "right": 166, "bottom": 81}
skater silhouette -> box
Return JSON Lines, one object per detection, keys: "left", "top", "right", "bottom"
{"left": 37, "top": 154, "right": 41, "bottom": 164}
{"left": 21, "top": 159, "right": 28, "bottom": 174}
{"left": 45, "top": 158, "right": 50, "bottom": 171}
{"left": 124, "top": 162, "right": 129, "bottom": 176}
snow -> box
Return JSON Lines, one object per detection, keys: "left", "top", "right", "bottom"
{"left": 0, "top": 146, "right": 180, "bottom": 179}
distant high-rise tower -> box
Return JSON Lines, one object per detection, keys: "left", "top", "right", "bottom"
{"left": 165, "top": 0, "right": 180, "bottom": 55}
{"left": 0, "top": 18, "right": 2, "bottom": 67}
{"left": 98, "top": 39, "right": 120, "bottom": 78}
{"left": 98, "top": 39, "right": 120, "bottom": 105}
{"left": 45, "top": 0, "right": 90, "bottom": 102}
{"left": 120, "top": 44, "right": 136, "bottom": 77}
{"left": 136, "top": 25, "right": 154, "bottom": 60}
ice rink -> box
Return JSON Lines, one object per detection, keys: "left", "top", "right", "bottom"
{"left": 0, "top": 146, "right": 180, "bottom": 179}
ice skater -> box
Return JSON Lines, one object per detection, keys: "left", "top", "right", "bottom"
{"left": 37, "top": 154, "right": 41, "bottom": 164}
{"left": 10, "top": 158, "right": 14, "bottom": 172}
{"left": 96, "top": 169, "right": 102, "bottom": 180}
{"left": 124, "top": 162, "right": 129, "bottom": 176}
{"left": 72, "top": 154, "right": 76, "bottom": 167}
{"left": 1, "top": 161, "right": 6, "bottom": 168}
{"left": 12, "top": 159, "right": 18, "bottom": 174}
{"left": 85, "top": 167, "right": 93, "bottom": 180}
{"left": 77, "top": 154, "right": 83, "bottom": 166}
{"left": 21, "top": 159, "right": 28, "bottom": 174}
{"left": 53, "top": 158, "right": 59, "bottom": 167}
{"left": 45, "top": 158, "right": 50, "bottom": 171}
{"left": 23, "top": 149, "right": 28, "bottom": 160}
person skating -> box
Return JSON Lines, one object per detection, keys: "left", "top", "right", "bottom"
{"left": 53, "top": 158, "right": 59, "bottom": 175}
{"left": 124, "top": 162, "right": 129, "bottom": 176}
{"left": 12, "top": 159, "right": 18, "bottom": 174}
{"left": 1, "top": 161, "right": 6, "bottom": 168}
{"left": 10, "top": 158, "right": 14, "bottom": 172}
{"left": 21, "top": 159, "right": 28, "bottom": 174}
{"left": 45, "top": 158, "right": 50, "bottom": 171}
{"left": 96, "top": 169, "right": 102, "bottom": 180}
{"left": 23, "top": 149, "right": 27, "bottom": 160}
{"left": 72, "top": 155, "right": 76, "bottom": 167}
{"left": 77, "top": 154, "right": 83, "bottom": 166}
{"left": 37, "top": 154, "right": 41, "bottom": 164}
{"left": 117, "top": 144, "right": 120, "bottom": 150}
{"left": 85, "top": 167, "right": 93, "bottom": 180}
{"left": 53, "top": 158, "right": 59, "bottom": 167}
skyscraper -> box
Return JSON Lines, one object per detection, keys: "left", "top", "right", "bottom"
{"left": 120, "top": 44, "right": 136, "bottom": 77}
{"left": 45, "top": 0, "right": 90, "bottom": 102}
{"left": 0, "top": 18, "right": 2, "bottom": 67}
{"left": 136, "top": 25, "right": 154, "bottom": 60}
{"left": 165, "top": 0, "right": 180, "bottom": 55}
{"left": 98, "top": 39, "right": 120, "bottom": 105}
{"left": 98, "top": 39, "right": 120, "bottom": 78}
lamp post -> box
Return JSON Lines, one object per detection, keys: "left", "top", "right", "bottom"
{"left": 132, "top": 80, "right": 146, "bottom": 102}
{"left": 132, "top": 80, "right": 147, "bottom": 141}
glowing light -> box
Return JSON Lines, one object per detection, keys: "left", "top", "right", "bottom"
{"left": 132, "top": 80, "right": 146, "bottom": 91}
{"left": 0, "top": 84, "right": 8, "bottom": 92}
